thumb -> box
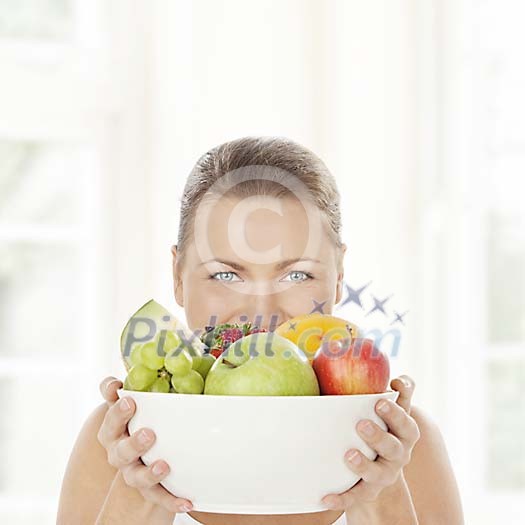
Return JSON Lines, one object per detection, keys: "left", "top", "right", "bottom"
{"left": 390, "top": 375, "right": 415, "bottom": 415}
{"left": 99, "top": 376, "right": 123, "bottom": 406}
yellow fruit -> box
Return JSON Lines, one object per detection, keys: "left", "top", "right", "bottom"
{"left": 275, "top": 313, "right": 359, "bottom": 363}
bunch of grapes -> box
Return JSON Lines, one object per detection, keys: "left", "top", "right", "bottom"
{"left": 124, "top": 331, "right": 215, "bottom": 394}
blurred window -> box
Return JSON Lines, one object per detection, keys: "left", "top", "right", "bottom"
{"left": 0, "top": 3, "right": 107, "bottom": 523}
{"left": 432, "top": 0, "right": 525, "bottom": 522}
{"left": 0, "top": 0, "right": 73, "bottom": 40}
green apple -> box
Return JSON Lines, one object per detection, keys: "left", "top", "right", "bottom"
{"left": 204, "top": 332, "right": 320, "bottom": 396}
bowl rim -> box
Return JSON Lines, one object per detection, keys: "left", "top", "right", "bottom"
{"left": 117, "top": 387, "right": 399, "bottom": 400}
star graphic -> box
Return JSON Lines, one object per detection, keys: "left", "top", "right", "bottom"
{"left": 287, "top": 321, "right": 298, "bottom": 332}
{"left": 339, "top": 281, "right": 372, "bottom": 309}
{"left": 365, "top": 294, "right": 393, "bottom": 317}
{"left": 310, "top": 299, "right": 327, "bottom": 314}
{"left": 390, "top": 310, "right": 409, "bottom": 325}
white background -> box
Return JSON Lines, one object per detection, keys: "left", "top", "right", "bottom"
{"left": 0, "top": 1, "right": 524, "bottom": 523}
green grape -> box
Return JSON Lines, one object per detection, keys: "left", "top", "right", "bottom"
{"left": 194, "top": 353, "right": 216, "bottom": 379}
{"left": 123, "top": 376, "right": 133, "bottom": 390}
{"left": 130, "top": 344, "right": 144, "bottom": 367}
{"left": 191, "top": 354, "right": 202, "bottom": 370}
{"left": 141, "top": 341, "right": 165, "bottom": 370}
{"left": 127, "top": 364, "right": 157, "bottom": 391}
{"left": 159, "top": 330, "right": 182, "bottom": 353}
{"left": 148, "top": 377, "right": 170, "bottom": 393}
{"left": 165, "top": 348, "right": 193, "bottom": 377}
{"left": 171, "top": 369, "right": 204, "bottom": 394}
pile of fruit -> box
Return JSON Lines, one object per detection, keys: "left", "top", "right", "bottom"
{"left": 121, "top": 300, "right": 390, "bottom": 396}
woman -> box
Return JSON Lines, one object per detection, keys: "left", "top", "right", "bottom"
{"left": 57, "top": 137, "right": 464, "bottom": 524}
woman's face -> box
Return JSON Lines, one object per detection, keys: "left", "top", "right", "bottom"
{"left": 171, "top": 195, "right": 346, "bottom": 331}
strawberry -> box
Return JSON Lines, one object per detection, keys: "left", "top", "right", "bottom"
{"left": 248, "top": 327, "right": 268, "bottom": 336}
{"left": 209, "top": 348, "right": 223, "bottom": 359}
{"left": 200, "top": 322, "right": 267, "bottom": 358}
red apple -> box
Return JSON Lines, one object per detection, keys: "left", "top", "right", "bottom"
{"left": 312, "top": 338, "right": 390, "bottom": 395}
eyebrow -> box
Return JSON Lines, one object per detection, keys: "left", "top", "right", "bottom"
{"left": 198, "top": 257, "right": 323, "bottom": 272}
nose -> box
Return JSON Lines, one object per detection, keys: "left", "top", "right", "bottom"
{"left": 252, "top": 316, "right": 281, "bottom": 332}
{"left": 239, "top": 313, "right": 282, "bottom": 332}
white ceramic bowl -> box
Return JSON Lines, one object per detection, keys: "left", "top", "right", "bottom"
{"left": 117, "top": 389, "right": 399, "bottom": 514}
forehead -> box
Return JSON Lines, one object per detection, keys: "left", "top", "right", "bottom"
{"left": 188, "top": 194, "right": 334, "bottom": 265}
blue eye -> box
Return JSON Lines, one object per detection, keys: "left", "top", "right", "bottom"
{"left": 281, "top": 271, "right": 314, "bottom": 283}
{"left": 210, "top": 271, "right": 242, "bottom": 282}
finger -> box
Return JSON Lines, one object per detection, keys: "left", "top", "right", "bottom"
{"left": 374, "top": 399, "right": 421, "bottom": 450}
{"left": 122, "top": 459, "right": 171, "bottom": 489}
{"left": 100, "top": 376, "right": 123, "bottom": 406}
{"left": 390, "top": 375, "right": 415, "bottom": 414}
{"left": 108, "top": 428, "right": 156, "bottom": 468}
{"left": 139, "top": 483, "right": 193, "bottom": 514}
{"left": 322, "top": 490, "right": 356, "bottom": 511}
{"left": 97, "top": 397, "right": 135, "bottom": 448}
{"left": 343, "top": 449, "right": 399, "bottom": 486}
{"left": 354, "top": 418, "right": 406, "bottom": 462}
{"left": 341, "top": 478, "right": 383, "bottom": 503}
{"left": 323, "top": 476, "right": 385, "bottom": 509}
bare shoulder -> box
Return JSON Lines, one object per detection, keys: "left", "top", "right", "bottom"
{"left": 403, "top": 404, "right": 464, "bottom": 525}
{"left": 57, "top": 402, "right": 118, "bottom": 525}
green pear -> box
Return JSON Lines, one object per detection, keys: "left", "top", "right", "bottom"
{"left": 204, "top": 332, "right": 320, "bottom": 396}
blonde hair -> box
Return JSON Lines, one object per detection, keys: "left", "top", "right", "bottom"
{"left": 176, "top": 136, "right": 343, "bottom": 268}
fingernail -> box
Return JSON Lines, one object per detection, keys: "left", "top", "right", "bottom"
{"left": 402, "top": 378, "right": 411, "bottom": 388}
{"left": 377, "top": 400, "right": 389, "bottom": 413}
{"left": 138, "top": 429, "right": 152, "bottom": 444}
{"left": 347, "top": 450, "right": 362, "bottom": 465}
{"left": 120, "top": 398, "right": 131, "bottom": 412}
{"left": 152, "top": 463, "right": 166, "bottom": 476}
{"left": 105, "top": 379, "right": 119, "bottom": 392}
{"left": 360, "top": 421, "right": 375, "bottom": 436}
{"left": 181, "top": 503, "right": 192, "bottom": 512}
